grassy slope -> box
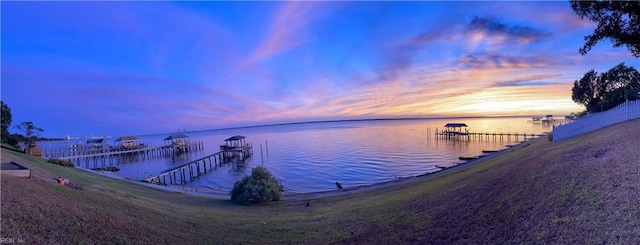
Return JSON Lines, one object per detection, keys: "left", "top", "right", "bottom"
{"left": 2, "top": 119, "right": 639, "bottom": 243}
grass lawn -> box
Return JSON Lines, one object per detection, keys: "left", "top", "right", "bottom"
{"left": 2, "top": 118, "right": 639, "bottom": 243}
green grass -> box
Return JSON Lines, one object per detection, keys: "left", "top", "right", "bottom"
{"left": 2, "top": 118, "right": 640, "bottom": 243}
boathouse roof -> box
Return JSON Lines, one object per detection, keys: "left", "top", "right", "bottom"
{"left": 86, "top": 138, "right": 106, "bottom": 144}
{"left": 444, "top": 123, "right": 468, "bottom": 128}
{"left": 225, "top": 135, "right": 246, "bottom": 141}
{"left": 115, "top": 136, "right": 139, "bottom": 142}
{"left": 163, "top": 134, "right": 189, "bottom": 141}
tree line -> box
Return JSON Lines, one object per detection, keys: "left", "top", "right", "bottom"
{"left": 572, "top": 63, "right": 639, "bottom": 113}
{"left": 1, "top": 101, "right": 46, "bottom": 152}
{"left": 570, "top": 1, "right": 639, "bottom": 114}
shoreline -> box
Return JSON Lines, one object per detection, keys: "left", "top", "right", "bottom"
{"left": 4, "top": 118, "right": 639, "bottom": 243}
{"left": 118, "top": 136, "right": 543, "bottom": 200}
{"left": 284, "top": 136, "right": 540, "bottom": 200}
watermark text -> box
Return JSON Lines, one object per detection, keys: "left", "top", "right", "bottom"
{"left": 0, "top": 237, "right": 25, "bottom": 244}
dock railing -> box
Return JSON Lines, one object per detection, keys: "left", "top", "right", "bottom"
{"left": 552, "top": 100, "right": 640, "bottom": 142}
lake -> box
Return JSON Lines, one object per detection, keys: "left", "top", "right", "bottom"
{"left": 44, "top": 117, "right": 554, "bottom": 193}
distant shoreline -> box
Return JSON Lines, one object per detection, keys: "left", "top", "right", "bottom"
{"left": 111, "top": 115, "right": 545, "bottom": 138}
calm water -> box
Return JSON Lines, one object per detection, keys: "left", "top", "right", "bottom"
{"left": 43, "top": 117, "right": 553, "bottom": 193}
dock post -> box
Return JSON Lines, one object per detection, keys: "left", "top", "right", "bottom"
{"left": 172, "top": 171, "right": 176, "bottom": 185}
{"left": 180, "top": 168, "right": 185, "bottom": 184}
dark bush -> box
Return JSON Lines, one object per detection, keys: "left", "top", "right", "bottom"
{"left": 7, "top": 137, "right": 19, "bottom": 147}
{"left": 47, "top": 158, "right": 75, "bottom": 168}
{"left": 230, "top": 166, "right": 283, "bottom": 205}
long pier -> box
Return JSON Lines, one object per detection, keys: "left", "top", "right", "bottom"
{"left": 45, "top": 141, "right": 205, "bottom": 169}
{"left": 143, "top": 145, "right": 252, "bottom": 185}
{"left": 431, "top": 128, "right": 545, "bottom": 141}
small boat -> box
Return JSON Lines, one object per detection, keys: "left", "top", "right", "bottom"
{"left": 458, "top": 156, "right": 478, "bottom": 160}
{"left": 92, "top": 166, "right": 120, "bottom": 172}
{"left": 481, "top": 150, "right": 499, "bottom": 153}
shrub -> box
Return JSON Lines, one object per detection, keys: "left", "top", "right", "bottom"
{"left": 7, "top": 137, "right": 19, "bottom": 147}
{"left": 47, "top": 158, "right": 75, "bottom": 168}
{"left": 230, "top": 166, "right": 283, "bottom": 205}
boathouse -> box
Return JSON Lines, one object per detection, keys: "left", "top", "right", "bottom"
{"left": 443, "top": 123, "right": 469, "bottom": 136}
{"left": 221, "top": 135, "right": 246, "bottom": 150}
{"left": 164, "top": 134, "right": 192, "bottom": 154}
{"left": 220, "top": 135, "right": 252, "bottom": 162}
{"left": 115, "top": 136, "right": 141, "bottom": 149}
{"left": 164, "top": 134, "right": 189, "bottom": 147}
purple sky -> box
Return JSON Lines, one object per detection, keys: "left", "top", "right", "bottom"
{"left": 1, "top": 1, "right": 638, "bottom": 138}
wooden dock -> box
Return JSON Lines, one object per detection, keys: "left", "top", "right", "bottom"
{"left": 45, "top": 141, "right": 205, "bottom": 168}
{"left": 433, "top": 128, "right": 544, "bottom": 141}
{"left": 528, "top": 118, "right": 573, "bottom": 125}
{"left": 143, "top": 144, "right": 252, "bottom": 185}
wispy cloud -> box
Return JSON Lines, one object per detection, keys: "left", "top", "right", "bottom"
{"left": 494, "top": 74, "right": 563, "bottom": 87}
{"left": 458, "top": 53, "right": 558, "bottom": 69}
{"left": 246, "top": 1, "right": 325, "bottom": 63}
{"left": 377, "top": 30, "right": 448, "bottom": 82}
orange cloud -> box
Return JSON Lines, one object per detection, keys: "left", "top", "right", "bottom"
{"left": 246, "top": 55, "right": 584, "bottom": 124}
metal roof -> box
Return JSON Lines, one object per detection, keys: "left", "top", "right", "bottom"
{"left": 115, "top": 136, "right": 139, "bottom": 142}
{"left": 224, "top": 135, "right": 246, "bottom": 141}
{"left": 86, "top": 138, "right": 106, "bottom": 144}
{"left": 444, "top": 123, "right": 468, "bottom": 127}
{"left": 163, "top": 134, "right": 189, "bottom": 141}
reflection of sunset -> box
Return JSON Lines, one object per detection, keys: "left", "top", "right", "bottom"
{"left": 2, "top": 1, "right": 636, "bottom": 136}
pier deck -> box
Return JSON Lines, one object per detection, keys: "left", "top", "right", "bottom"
{"left": 143, "top": 145, "right": 252, "bottom": 185}
{"left": 432, "top": 128, "right": 545, "bottom": 141}
{"left": 44, "top": 141, "right": 205, "bottom": 169}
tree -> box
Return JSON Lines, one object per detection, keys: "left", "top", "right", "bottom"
{"left": 15, "top": 121, "right": 44, "bottom": 151}
{"left": 1, "top": 101, "right": 12, "bottom": 143}
{"left": 230, "top": 166, "right": 283, "bottom": 205}
{"left": 570, "top": 0, "right": 640, "bottom": 58}
{"left": 599, "top": 62, "right": 640, "bottom": 108}
{"left": 572, "top": 69, "right": 599, "bottom": 111}
{"left": 572, "top": 62, "right": 640, "bottom": 113}
{"left": 570, "top": 0, "right": 640, "bottom": 57}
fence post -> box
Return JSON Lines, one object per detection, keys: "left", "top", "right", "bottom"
{"left": 626, "top": 99, "right": 629, "bottom": 121}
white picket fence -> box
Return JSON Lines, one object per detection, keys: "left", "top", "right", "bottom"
{"left": 553, "top": 100, "right": 640, "bottom": 142}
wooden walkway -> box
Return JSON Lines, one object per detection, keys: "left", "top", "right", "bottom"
{"left": 432, "top": 128, "right": 545, "bottom": 141}
{"left": 47, "top": 141, "right": 205, "bottom": 168}
{"left": 44, "top": 141, "right": 203, "bottom": 159}
{"left": 143, "top": 145, "right": 252, "bottom": 185}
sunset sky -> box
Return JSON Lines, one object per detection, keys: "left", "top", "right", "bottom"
{"left": 2, "top": 1, "right": 638, "bottom": 137}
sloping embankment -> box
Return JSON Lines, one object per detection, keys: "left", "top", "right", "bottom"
{"left": 1, "top": 118, "right": 639, "bottom": 243}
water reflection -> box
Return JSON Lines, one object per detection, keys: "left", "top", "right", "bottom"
{"left": 43, "top": 117, "right": 550, "bottom": 193}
